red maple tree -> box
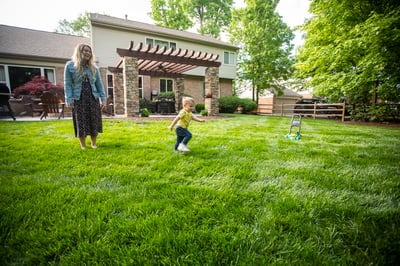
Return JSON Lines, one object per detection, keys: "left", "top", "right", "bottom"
{"left": 13, "top": 76, "right": 64, "bottom": 99}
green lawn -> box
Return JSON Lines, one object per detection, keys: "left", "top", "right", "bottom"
{"left": 1, "top": 115, "right": 399, "bottom": 265}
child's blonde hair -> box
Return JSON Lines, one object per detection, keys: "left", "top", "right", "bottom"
{"left": 182, "top": 97, "right": 195, "bottom": 106}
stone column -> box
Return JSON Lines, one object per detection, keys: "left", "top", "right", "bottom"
{"left": 123, "top": 56, "right": 140, "bottom": 117}
{"left": 113, "top": 72, "right": 124, "bottom": 115}
{"left": 204, "top": 67, "right": 219, "bottom": 116}
{"left": 175, "top": 77, "right": 184, "bottom": 112}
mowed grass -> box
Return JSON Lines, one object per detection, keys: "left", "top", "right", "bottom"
{"left": 0, "top": 115, "right": 399, "bottom": 265}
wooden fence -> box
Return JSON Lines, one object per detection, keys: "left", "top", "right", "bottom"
{"left": 257, "top": 102, "right": 347, "bottom": 122}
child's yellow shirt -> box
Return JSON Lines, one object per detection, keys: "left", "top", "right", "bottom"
{"left": 177, "top": 109, "right": 193, "bottom": 128}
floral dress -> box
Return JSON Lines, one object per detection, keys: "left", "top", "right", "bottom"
{"left": 72, "top": 74, "right": 102, "bottom": 138}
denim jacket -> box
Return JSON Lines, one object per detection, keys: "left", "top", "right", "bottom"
{"left": 64, "top": 61, "right": 106, "bottom": 104}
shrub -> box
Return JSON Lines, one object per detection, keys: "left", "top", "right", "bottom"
{"left": 351, "top": 104, "right": 399, "bottom": 122}
{"left": 239, "top": 98, "right": 257, "bottom": 114}
{"left": 157, "top": 92, "right": 175, "bottom": 100}
{"left": 218, "top": 96, "right": 241, "bottom": 113}
{"left": 139, "top": 98, "right": 153, "bottom": 109}
{"left": 195, "top": 103, "right": 205, "bottom": 113}
{"left": 200, "top": 109, "right": 208, "bottom": 116}
{"left": 140, "top": 108, "right": 151, "bottom": 117}
{"left": 13, "top": 76, "right": 64, "bottom": 99}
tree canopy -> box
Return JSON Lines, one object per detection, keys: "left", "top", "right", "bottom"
{"left": 186, "top": 0, "right": 233, "bottom": 38}
{"left": 149, "top": 0, "right": 193, "bottom": 30}
{"left": 295, "top": 0, "right": 400, "bottom": 106}
{"left": 149, "top": 0, "right": 233, "bottom": 38}
{"left": 55, "top": 12, "right": 90, "bottom": 37}
{"left": 229, "top": 0, "right": 294, "bottom": 101}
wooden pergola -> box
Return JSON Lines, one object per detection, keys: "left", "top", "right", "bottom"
{"left": 108, "top": 41, "right": 221, "bottom": 116}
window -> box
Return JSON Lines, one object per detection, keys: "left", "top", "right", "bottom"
{"left": 44, "top": 68, "right": 55, "bottom": 83}
{"left": 155, "top": 39, "right": 169, "bottom": 47}
{"left": 8, "top": 66, "right": 41, "bottom": 91}
{"left": 160, "top": 78, "right": 173, "bottom": 93}
{"left": 107, "top": 74, "right": 113, "bottom": 96}
{"left": 138, "top": 76, "right": 143, "bottom": 98}
{"left": 0, "top": 65, "right": 6, "bottom": 84}
{"left": 224, "top": 51, "right": 235, "bottom": 65}
{"left": 146, "top": 38, "right": 176, "bottom": 49}
{"left": 2, "top": 65, "right": 57, "bottom": 91}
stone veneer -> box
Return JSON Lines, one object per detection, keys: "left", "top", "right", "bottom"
{"left": 113, "top": 72, "right": 124, "bottom": 115}
{"left": 204, "top": 67, "right": 219, "bottom": 115}
{"left": 175, "top": 77, "right": 184, "bottom": 111}
{"left": 123, "top": 57, "right": 140, "bottom": 116}
{"left": 112, "top": 57, "right": 220, "bottom": 116}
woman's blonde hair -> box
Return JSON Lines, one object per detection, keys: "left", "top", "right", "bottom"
{"left": 72, "top": 44, "right": 96, "bottom": 76}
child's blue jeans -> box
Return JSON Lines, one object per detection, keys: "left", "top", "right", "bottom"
{"left": 175, "top": 126, "right": 192, "bottom": 150}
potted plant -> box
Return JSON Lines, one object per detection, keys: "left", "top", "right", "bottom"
{"left": 140, "top": 108, "right": 151, "bottom": 117}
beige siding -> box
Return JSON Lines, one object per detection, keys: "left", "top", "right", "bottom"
{"left": 220, "top": 79, "right": 233, "bottom": 98}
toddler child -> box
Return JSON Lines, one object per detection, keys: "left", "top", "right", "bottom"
{"left": 168, "top": 97, "right": 205, "bottom": 152}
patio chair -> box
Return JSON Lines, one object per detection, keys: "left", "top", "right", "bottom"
{"left": 39, "top": 91, "right": 65, "bottom": 120}
{"left": 21, "top": 95, "right": 43, "bottom": 117}
{"left": 0, "top": 84, "right": 16, "bottom": 120}
{"left": 101, "top": 95, "right": 114, "bottom": 116}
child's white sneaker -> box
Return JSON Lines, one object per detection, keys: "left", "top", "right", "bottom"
{"left": 177, "top": 143, "right": 190, "bottom": 152}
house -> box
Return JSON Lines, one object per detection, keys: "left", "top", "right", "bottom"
{"left": 0, "top": 13, "right": 239, "bottom": 116}
{"left": 0, "top": 24, "right": 89, "bottom": 93}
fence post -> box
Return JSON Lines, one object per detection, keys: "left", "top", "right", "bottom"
{"left": 341, "top": 101, "right": 346, "bottom": 122}
{"left": 313, "top": 102, "right": 317, "bottom": 119}
{"left": 281, "top": 103, "right": 284, "bottom": 116}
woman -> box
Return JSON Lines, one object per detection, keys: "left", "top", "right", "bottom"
{"left": 64, "top": 44, "right": 106, "bottom": 149}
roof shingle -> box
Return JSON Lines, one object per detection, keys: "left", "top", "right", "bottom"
{"left": 0, "top": 25, "right": 90, "bottom": 60}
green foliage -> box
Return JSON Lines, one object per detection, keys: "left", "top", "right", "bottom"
{"left": 150, "top": 0, "right": 233, "bottom": 38}
{"left": 218, "top": 96, "right": 258, "bottom": 114}
{"left": 229, "top": 0, "right": 295, "bottom": 101}
{"left": 295, "top": 0, "right": 400, "bottom": 107}
{"left": 239, "top": 98, "right": 257, "bottom": 114}
{"left": 139, "top": 98, "right": 153, "bottom": 110}
{"left": 149, "top": 0, "right": 193, "bottom": 30}
{"left": 200, "top": 109, "right": 208, "bottom": 116}
{"left": 140, "top": 108, "right": 151, "bottom": 117}
{"left": 187, "top": 0, "right": 233, "bottom": 38}
{"left": 1, "top": 117, "right": 399, "bottom": 265}
{"left": 352, "top": 104, "right": 399, "bottom": 122}
{"left": 195, "top": 103, "right": 205, "bottom": 113}
{"left": 55, "top": 11, "right": 90, "bottom": 37}
{"left": 157, "top": 91, "right": 175, "bottom": 100}
{"left": 218, "top": 96, "right": 241, "bottom": 113}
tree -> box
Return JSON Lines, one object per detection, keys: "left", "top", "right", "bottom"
{"left": 229, "top": 0, "right": 294, "bottom": 101}
{"left": 295, "top": 0, "right": 400, "bottom": 107}
{"left": 149, "top": 0, "right": 193, "bottom": 30}
{"left": 186, "top": 0, "right": 233, "bottom": 38}
{"left": 13, "top": 76, "right": 64, "bottom": 98}
{"left": 55, "top": 12, "right": 90, "bottom": 37}
{"left": 150, "top": 0, "right": 233, "bottom": 38}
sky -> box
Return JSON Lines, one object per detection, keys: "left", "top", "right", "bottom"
{"left": 1, "top": 0, "right": 310, "bottom": 46}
